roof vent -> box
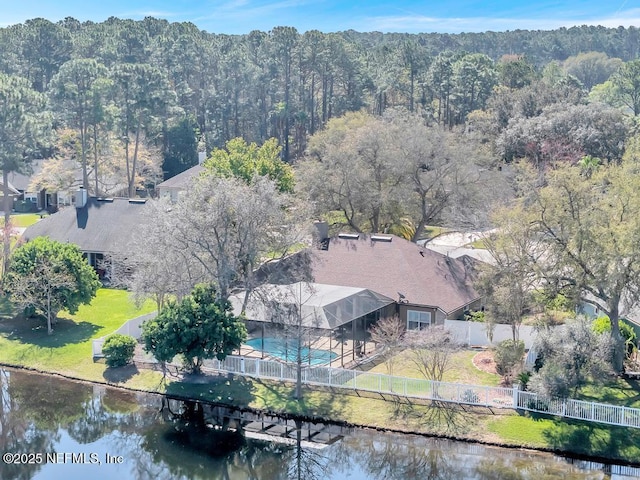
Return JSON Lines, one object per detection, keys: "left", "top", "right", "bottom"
{"left": 338, "top": 233, "right": 359, "bottom": 240}
{"left": 371, "top": 235, "right": 392, "bottom": 242}
{"left": 73, "top": 188, "right": 87, "bottom": 209}
{"left": 128, "top": 199, "right": 147, "bottom": 204}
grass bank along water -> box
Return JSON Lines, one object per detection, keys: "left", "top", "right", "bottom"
{"left": 5, "top": 366, "right": 637, "bottom": 480}
{"left": 1, "top": 289, "right": 640, "bottom": 465}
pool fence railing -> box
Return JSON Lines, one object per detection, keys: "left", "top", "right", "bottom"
{"left": 193, "top": 354, "right": 640, "bottom": 430}
{"left": 93, "top": 314, "right": 640, "bottom": 430}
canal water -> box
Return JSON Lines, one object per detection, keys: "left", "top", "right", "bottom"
{"left": 0, "top": 368, "right": 637, "bottom": 480}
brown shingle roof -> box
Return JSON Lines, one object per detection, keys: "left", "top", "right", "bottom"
{"left": 311, "top": 234, "right": 480, "bottom": 314}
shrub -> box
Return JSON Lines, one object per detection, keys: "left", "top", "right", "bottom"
{"left": 103, "top": 334, "right": 137, "bottom": 368}
{"left": 461, "top": 388, "right": 480, "bottom": 404}
{"left": 593, "top": 316, "right": 638, "bottom": 358}
{"left": 517, "top": 371, "right": 531, "bottom": 390}
{"left": 465, "top": 310, "right": 485, "bottom": 322}
{"left": 494, "top": 339, "right": 525, "bottom": 376}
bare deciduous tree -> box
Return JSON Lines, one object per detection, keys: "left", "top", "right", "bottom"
{"left": 129, "top": 173, "right": 309, "bottom": 311}
{"left": 407, "top": 326, "right": 461, "bottom": 383}
{"left": 171, "top": 174, "right": 309, "bottom": 303}
{"left": 126, "top": 198, "right": 206, "bottom": 311}
{"left": 369, "top": 315, "right": 406, "bottom": 376}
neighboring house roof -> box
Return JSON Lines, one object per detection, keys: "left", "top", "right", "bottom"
{"left": 7, "top": 160, "right": 44, "bottom": 192}
{"left": 311, "top": 234, "right": 480, "bottom": 314}
{"left": 8, "top": 159, "right": 83, "bottom": 194}
{"left": 4, "top": 183, "right": 20, "bottom": 196}
{"left": 229, "top": 282, "right": 394, "bottom": 330}
{"left": 22, "top": 197, "right": 148, "bottom": 255}
{"left": 156, "top": 165, "right": 205, "bottom": 190}
{"left": 423, "top": 244, "right": 496, "bottom": 264}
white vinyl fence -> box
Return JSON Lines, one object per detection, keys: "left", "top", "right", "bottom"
{"left": 95, "top": 315, "right": 638, "bottom": 430}
{"left": 92, "top": 312, "right": 156, "bottom": 357}
{"left": 444, "top": 319, "right": 538, "bottom": 349}
{"left": 194, "top": 355, "right": 640, "bottom": 430}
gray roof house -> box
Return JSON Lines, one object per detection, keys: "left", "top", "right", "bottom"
{"left": 156, "top": 164, "right": 205, "bottom": 202}
{"left": 22, "top": 193, "right": 148, "bottom": 278}
{"left": 8, "top": 160, "right": 83, "bottom": 212}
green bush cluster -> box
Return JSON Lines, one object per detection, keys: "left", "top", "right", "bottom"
{"left": 494, "top": 339, "right": 525, "bottom": 376}
{"left": 592, "top": 316, "right": 638, "bottom": 358}
{"left": 102, "top": 334, "right": 137, "bottom": 368}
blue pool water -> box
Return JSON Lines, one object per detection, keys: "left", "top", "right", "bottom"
{"left": 245, "top": 337, "right": 337, "bottom": 365}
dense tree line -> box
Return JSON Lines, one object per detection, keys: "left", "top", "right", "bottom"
{"left": 1, "top": 17, "right": 640, "bottom": 187}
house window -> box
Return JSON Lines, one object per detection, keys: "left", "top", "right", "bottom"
{"left": 407, "top": 310, "right": 431, "bottom": 330}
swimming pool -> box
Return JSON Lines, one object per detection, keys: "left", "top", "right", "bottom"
{"left": 245, "top": 337, "right": 337, "bottom": 365}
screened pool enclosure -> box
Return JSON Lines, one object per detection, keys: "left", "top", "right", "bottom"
{"left": 230, "top": 282, "right": 395, "bottom": 366}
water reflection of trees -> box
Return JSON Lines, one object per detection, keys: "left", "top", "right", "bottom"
{"left": 132, "top": 400, "right": 331, "bottom": 480}
{"left": 474, "top": 456, "right": 604, "bottom": 480}
{"left": 331, "top": 432, "right": 467, "bottom": 480}
{"left": 0, "top": 370, "right": 59, "bottom": 480}
{"left": 0, "top": 369, "right": 617, "bottom": 480}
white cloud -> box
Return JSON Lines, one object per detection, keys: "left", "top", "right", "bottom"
{"left": 196, "top": 0, "right": 317, "bottom": 22}
{"left": 358, "top": 8, "right": 640, "bottom": 34}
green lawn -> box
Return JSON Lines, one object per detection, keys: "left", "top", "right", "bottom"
{"left": 419, "top": 225, "right": 450, "bottom": 240}
{"left": 1, "top": 291, "right": 640, "bottom": 464}
{"left": 578, "top": 377, "right": 640, "bottom": 408}
{"left": 486, "top": 412, "right": 640, "bottom": 459}
{"left": 165, "top": 375, "right": 640, "bottom": 464}
{"left": 368, "top": 349, "right": 501, "bottom": 387}
{"left": 0, "top": 289, "right": 155, "bottom": 378}
{"left": 2, "top": 213, "right": 47, "bottom": 228}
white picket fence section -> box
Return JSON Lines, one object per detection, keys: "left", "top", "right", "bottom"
{"left": 198, "top": 355, "right": 640, "bottom": 430}
{"left": 92, "top": 312, "right": 157, "bottom": 357}
{"left": 94, "top": 314, "right": 639, "bottom": 430}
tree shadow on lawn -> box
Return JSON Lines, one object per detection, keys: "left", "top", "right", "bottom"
{"left": 578, "top": 378, "right": 640, "bottom": 407}
{"left": 102, "top": 364, "right": 140, "bottom": 383}
{"left": 541, "top": 416, "right": 640, "bottom": 461}
{"left": 5, "top": 315, "right": 100, "bottom": 348}
{"left": 249, "top": 378, "right": 350, "bottom": 419}
{"left": 165, "top": 373, "right": 257, "bottom": 407}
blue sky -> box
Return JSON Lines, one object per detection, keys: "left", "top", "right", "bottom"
{"left": 2, "top": 0, "right": 639, "bottom": 34}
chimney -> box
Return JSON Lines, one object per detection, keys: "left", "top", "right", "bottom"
{"left": 314, "top": 221, "right": 330, "bottom": 250}
{"left": 74, "top": 187, "right": 87, "bottom": 209}
{"left": 198, "top": 151, "right": 207, "bottom": 165}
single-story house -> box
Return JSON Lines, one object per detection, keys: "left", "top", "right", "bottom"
{"left": 252, "top": 228, "right": 482, "bottom": 336}
{"left": 22, "top": 191, "right": 148, "bottom": 279}
{"left": 306, "top": 232, "right": 482, "bottom": 330}
{"left": 156, "top": 164, "right": 205, "bottom": 202}
{"left": 8, "top": 159, "right": 83, "bottom": 212}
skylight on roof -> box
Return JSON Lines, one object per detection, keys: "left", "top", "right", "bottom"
{"left": 370, "top": 235, "right": 392, "bottom": 242}
{"left": 338, "top": 233, "right": 359, "bottom": 239}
